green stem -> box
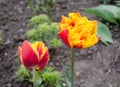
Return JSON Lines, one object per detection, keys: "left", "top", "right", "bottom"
{"left": 32, "top": 67, "right": 36, "bottom": 87}
{"left": 71, "top": 48, "right": 75, "bottom": 87}
{"left": 46, "top": 0, "right": 52, "bottom": 21}
{"left": 27, "top": 0, "right": 34, "bottom": 15}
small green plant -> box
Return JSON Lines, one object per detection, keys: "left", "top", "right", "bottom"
{"left": 29, "top": 14, "right": 49, "bottom": 28}
{"left": 35, "top": 0, "right": 57, "bottom": 20}
{"left": 115, "top": 0, "right": 120, "bottom": 7}
{"left": 16, "top": 65, "right": 32, "bottom": 82}
{"left": 27, "top": 0, "right": 56, "bottom": 20}
{"left": 27, "top": 0, "right": 33, "bottom": 15}
{"left": 0, "top": 12, "right": 7, "bottom": 24}
{"left": 0, "top": 31, "right": 3, "bottom": 46}
{"left": 16, "top": 65, "right": 62, "bottom": 87}
{"left": 42, "top": 68, "right": 62, "bottom": 87}
{"left": 51, "top": 38, "right": 61, "bottom": 48}
{"left": 58, "top": 66, "right": 71, "bottom": 87}
{"left": 26, "top": 14, "right": 61, "bottom": 49}
{"left": 99, "top": 0, "right": 110, "bottom": 4}
{"left": 99, "top": 0, "right": 120, "bottom": 7}
{"left": 109, "top": 83, "right": 117, "bottom": 87}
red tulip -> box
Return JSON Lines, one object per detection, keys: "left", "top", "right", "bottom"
{"left": 18, "top": 40, "right": 49, "bottom": 70}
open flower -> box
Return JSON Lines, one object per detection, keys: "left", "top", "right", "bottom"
{"left": 18, "top": 40, "right": 49, "bottom": 70}
{"left": 59, "top": 12, "right": 100, "bottom": 48}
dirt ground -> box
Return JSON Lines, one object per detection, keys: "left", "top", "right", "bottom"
{"left": 0, "top": 0, "right": 120, "bottom": 87}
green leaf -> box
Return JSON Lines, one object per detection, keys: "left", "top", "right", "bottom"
{"left": 63, "top": 66, "right": 71, "bottom": 87}
{"left": 85, "top": 5, "right": 120, "bottom": 24}
{"left": 36, "top": 72, "right": 43, "bottom": 87}
{"left": 26, "top": 17, "right": 61, "bottom": 49}
{"left": 57, "top": 79, "right": 64, "bottom": 87}
{"left": 16, "top": 65, "right": 31, "bottom": 82}
{"left": 29, "top": 14, "right": 49, "bottom": 27}
{"left": 97, "top": 22, "right": 114, "bottom": 45}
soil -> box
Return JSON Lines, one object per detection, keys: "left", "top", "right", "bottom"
{"left": 0, "top": 0, "right": 120, "bottom": 87}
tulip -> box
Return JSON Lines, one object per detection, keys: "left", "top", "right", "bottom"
{"left": 18, "top": 40, "right": 49, "bottom": 70}
{"left": 59, "top": 12, "right": 99, "bottom": 49}
{"left": 18, "top": 40, "right": 49, "bottom": 87}
{"left": 58, "top": 12, "right": 100, "bottom": 87}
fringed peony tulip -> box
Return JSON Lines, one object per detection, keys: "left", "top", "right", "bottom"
{"left": 18, "top": 40, "right": 49, "bottom": 70}
{"left": 59, "top": 12, "right": 100, "bottom": 48}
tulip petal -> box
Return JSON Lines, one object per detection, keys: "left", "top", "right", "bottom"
{"left": 37, "top": 42, "right": 44, "bottom": 58}
{"left": 18, "top": 46, "right": 25, "bottom": 65}
{"left": 18, "top": 46, "right": 22, "bottom": 56}
{"left": 58, "top": 29, "right": 71, "bottom": 47}
{"left": 22, "top": 40, "right": 39, "bottom": 68}
{"left": 37, "top": 49, "right": 49, "bottom": 70}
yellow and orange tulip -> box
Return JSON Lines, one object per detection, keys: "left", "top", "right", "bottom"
{"left": 18, "top": 40, "right": 49, "bottom": 70}
{"left": 59, "top": 12, "right": 100, "bottom": 48}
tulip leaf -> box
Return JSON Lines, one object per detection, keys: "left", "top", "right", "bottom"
{"left": 97, "top": 22, "right": 114, "bottom": 45}
{"left": 85, "top": 5, "right": 120, "bottom": 24}
{"left": 36, "top": 72, "right": 43, "bottom": 87}
{"left": 63, "top": 66, "right": 71, "bottom": 87}
{"left": 57, "top": 79, "right": 64, "bottom": 87}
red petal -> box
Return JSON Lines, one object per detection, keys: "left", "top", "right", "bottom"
{"left": 58, "top": 29, "right": 71, "bottom": 47}
{"left": 37, "top": 49, "right": 49, "bottom": 70}
{"left": 22, "top": 40, "right": 39, "bottom": 68}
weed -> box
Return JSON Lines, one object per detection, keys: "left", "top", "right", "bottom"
{"left": 16, "top": 65, "right": 62, "bottom": 87}
{"left": 26, "top": 14, "right": 61, "bottom": 49}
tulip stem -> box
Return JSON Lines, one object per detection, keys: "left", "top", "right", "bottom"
{"left": 71, "top": 48, "right": 75, "bottom": 87}
{"left": 32, "top": 67, "right": 36, "bottom": 87}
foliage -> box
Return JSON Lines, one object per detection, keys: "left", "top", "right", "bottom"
{"left": 16, "top": 65, "right": 62, "bottom": 87}
{"left": 115, "top": 0, "right": 120, "bottom": 7}
{"left": 27, "top": 0, "right": 57, "bottom": 20}
{"left": 35, "top": 0, "right": 56, "bottom": 20}
{"left": 114, "top": 0, "right": 120, "bottom": 7}
{"left": 99, "top": 0, "right": 110, "bottom": 4}
{"left": 0, "top": 31, "right": 3, "bottom": 46}
{"left": 51, "top": 38, "right": 61, "bottom": 48}
{"left": 16, "top": 65, "right": 32, "bottom": 82}
{"left": 0, "top": 12, "right": 7, "bottom": 24}
{"left": 27, "top": 0, "right": 35, "bottom": 15}
{"left": 42, "top": 68, "right": 62, "bottom": 87}
{"left": 85, "top": 5, "right": 120, "bottom": 24}
{"left": 99, "top": 0, "right": 120, "bottom": 7}
{"left": 97, "top": 22, "right": 114, "bottom": 45}
{"left": 58, "top": 66, "right": 71, "bottom": 87}
{"left": 29, "top": 14, "right": 49, "bottom": 28}
{"left": 109, "top": 83, "right": 117, "bottom": 87}
{"left": 26, "top": 14, "right": 61, "bottom": 49}
{"left": 63, "top": 66, "right": 71, "bottom": 87}
{"left": 99, "top": 0, "right": 120, "bottom": 6}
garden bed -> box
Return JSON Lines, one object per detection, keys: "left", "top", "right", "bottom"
{"left": 0, "top": 0, "right": 120, "bottom": 87}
